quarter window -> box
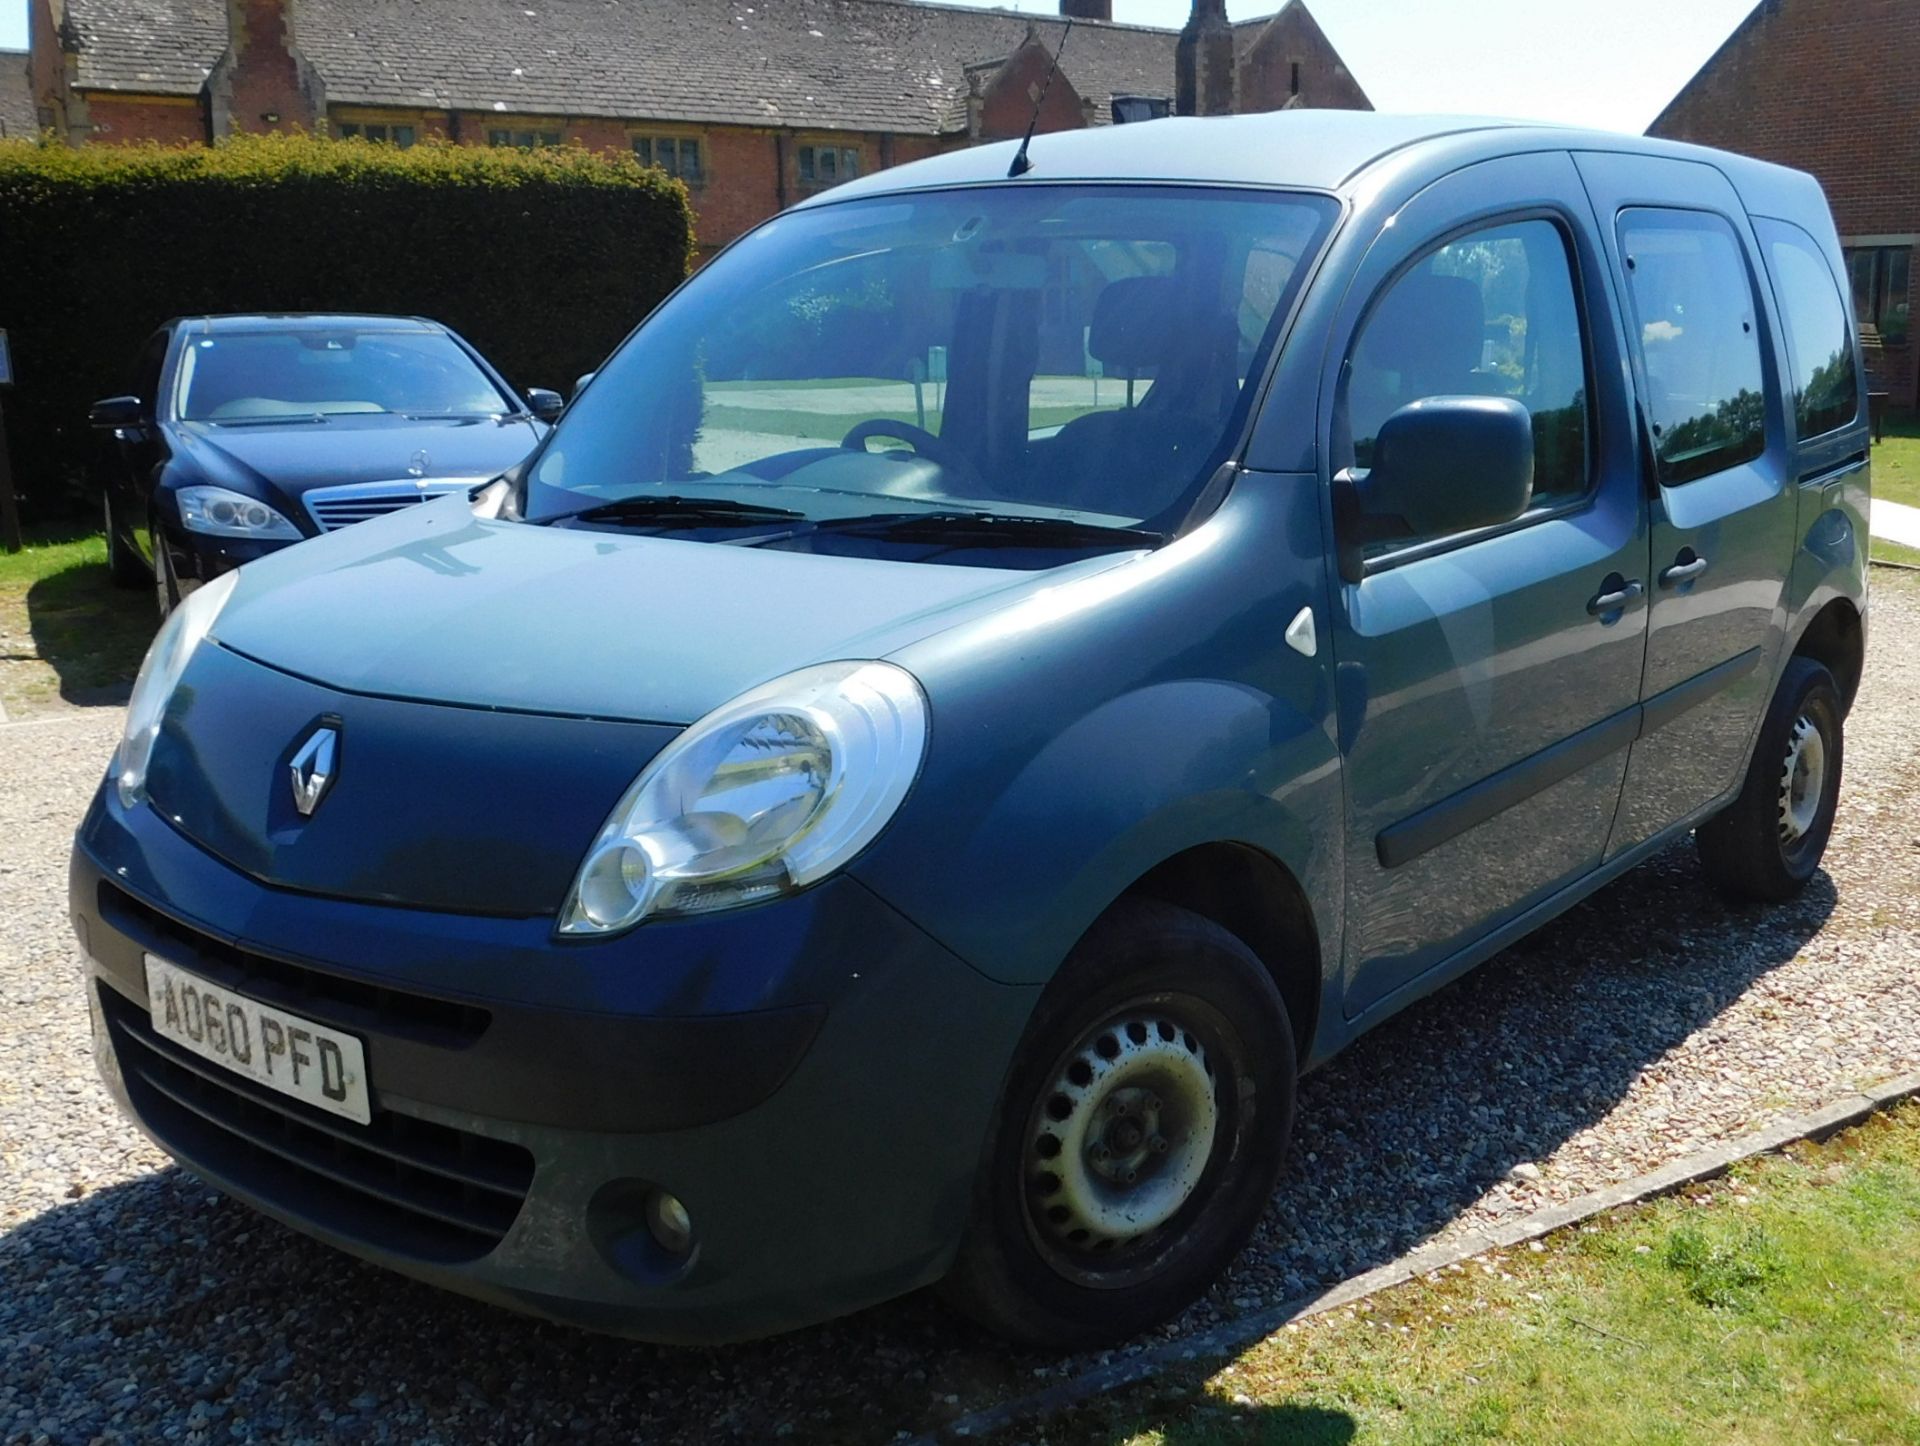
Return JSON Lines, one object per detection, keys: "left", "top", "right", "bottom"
{"left": 1845, "top": 245, "right": 1910, "bottom": 346}
{"left": 1618, "top": 209, "right": 1767, "bottom": 485}
{"left": 798, "top": 146, "right": 861, "bottom": 188}
{"left": 1758, "top": 219, "right": 1859, "bottom": 440}
{"left": 634, "top": 136, "right": 703, "bottom": 184}
{"left": 1344, "top": 217, "right": 1591, "bottom": 545}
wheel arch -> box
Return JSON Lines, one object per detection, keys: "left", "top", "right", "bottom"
{"left": 1790, "top": 596, "right": 1865, "bottom": 714}
{"left": 1114, "top": 841, "right": 1322, "bottom": 1061}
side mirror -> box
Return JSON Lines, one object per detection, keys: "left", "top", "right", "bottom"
{"left": 525, "top": 387, "right": 566, "bottom": 424}
{"left": 1337, "top": 395, "right": 1534, "bottom": 580}
{"left": 572, "top": 372, "right": 597, "bottom": 399}
{"left": 89, "top": 395, "right": 146, "bottom": 431}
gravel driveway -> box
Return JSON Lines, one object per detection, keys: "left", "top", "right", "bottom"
{"left": 6, "top": 574, "right": 1918, "bottom": 1446}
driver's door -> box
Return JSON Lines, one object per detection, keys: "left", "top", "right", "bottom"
{"left": 1323, "top": 151, "right": 1652, "bottom": 1020}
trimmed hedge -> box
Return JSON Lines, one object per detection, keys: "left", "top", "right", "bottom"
{"left": 0, "top": 133, "right": 696, "bottom": 513}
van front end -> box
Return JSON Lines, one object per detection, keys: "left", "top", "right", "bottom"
{"left": 72, "top": 744, "right": 1035, "bottom": 1345}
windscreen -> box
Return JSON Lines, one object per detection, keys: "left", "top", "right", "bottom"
{"left": 528, "top": 185, "right": 1337, "bottom": 532}
{"left": 176, "top": 329, "right": 511, "bottom": 422}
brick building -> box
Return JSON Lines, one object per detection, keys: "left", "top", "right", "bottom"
{"left": 1649, "top": 0, "right": 1920, "bottom": 407}
{"left": 27, "top": 0, "right": 1369, "bottom": 256}
{"left": 0, "top": 49, "right": 33, "bottom": 137}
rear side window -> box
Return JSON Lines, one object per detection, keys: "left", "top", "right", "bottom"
{"left": 1756, "top": 218, "right": 1859, "bottom": 440}
{"left": 1618, "top": 209, "right": 1767, "bottom": 484}
{"left": 1344, "top": 218, "right": 1591, "bottom": 529}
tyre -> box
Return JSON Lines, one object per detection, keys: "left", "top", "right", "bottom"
{"left": 103, "top": 494, "right": 149, "bottom": 589}
{"left": 942, "top": 899, "right": 1296, "bottom": 1349}
{"left": 154, "top": 530, "right": 181, "bottom": 621}
{"left": 1695, "top": 656, "right": 1844, "bottom": 904}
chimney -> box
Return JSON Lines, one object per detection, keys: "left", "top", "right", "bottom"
{"left": 1060, "top": 0, "right": 1112, "bottom": 18}
{"left": 204, "top": 0, "right": 326, "bottom": 138}
{"left": 1176, "top": 0, "right": 1236, "bottom": 116}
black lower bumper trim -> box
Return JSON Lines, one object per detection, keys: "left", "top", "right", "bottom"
{"left": 103, "top": 986, "right": 534, "bottom": 1262}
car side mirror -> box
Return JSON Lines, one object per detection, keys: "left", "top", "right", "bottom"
{"left": 525, "top": 387, "right": 566, "bottom": 424}
{"left": 89, "top": 395, "right": 146, "bottom": 431}
{"left": 1336, "top": 395, "right": 1534, "bottom": 581}
{"left": 572, "top": 372, "right": 597, "bottom": 399}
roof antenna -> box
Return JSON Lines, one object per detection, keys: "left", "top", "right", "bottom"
{"left": 1008, "top": 18, "right": 1073, "bottom": 179}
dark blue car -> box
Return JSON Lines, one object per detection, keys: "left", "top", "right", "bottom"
{"left": 90, "top": 314, "right": 562, "bottom": 615}
{"left": 72, "top": 114, "right": 1869, "bottom": 1348}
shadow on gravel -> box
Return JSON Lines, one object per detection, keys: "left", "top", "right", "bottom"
{"left": 2, "top": 844, "right": 1834, "bottom": 1446}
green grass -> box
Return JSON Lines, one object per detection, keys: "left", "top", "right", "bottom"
{"left": 1874, "top": 410, "right": 1920, "bottom": 510}
{"left": 1875, "top": 537, "right": 1920, "bottom": 569}
{"left": 1055, "top": 1100, "right": 1920, "bottom": 1446}
{"left": 0, "top": 524, "right": 155, "bottom": 717}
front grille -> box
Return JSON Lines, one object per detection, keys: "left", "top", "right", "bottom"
{"left": 102, "top": 986, "right": 534, "bottom": 1262}
{"left": 303, "top": 480, "right": 478, "bottom": 532}
{"left": 99, "top": 882, "right": 491, "bottom": 1046}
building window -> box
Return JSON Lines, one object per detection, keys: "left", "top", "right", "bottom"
{"left": 337, "top": 122, "right": 416, "bottom": 147}
{"left": 1845, "top": 245, "right": 1911, "bottom": 346}
{"left": 488, "top": 129, "right": 561, "bottom": 149}
{"left": 797, "top": 145, "right": 861, "bottom": 188}
{"left": 633, "top": 136, "right": 704, "bottom": 184}
{"left": 1111, "top": 96, "right": 1170, "bottom": 125}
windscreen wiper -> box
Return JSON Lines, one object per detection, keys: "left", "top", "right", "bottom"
{"left": 545, "top": 495, "right": 806, "bottom": 528}
{"left": 807, "top": 510, "right": 1165, "bottom": 548}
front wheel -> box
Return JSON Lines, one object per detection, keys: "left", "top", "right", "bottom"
{"left": 1695, "top": 656, "right": 1844, "bottom": 903}
{"left": 942, "top": 899, "right": 1295, "bottom": 1349}
{"left": 103, "top": 493, "right": 149, "bottom": 589}
{"left": 153, "top": 529, "right": 181, "bottom": 621}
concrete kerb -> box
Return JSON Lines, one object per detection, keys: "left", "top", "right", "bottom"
{"left": 919, "top": 1068, "right": 1920, "bottom": 1443}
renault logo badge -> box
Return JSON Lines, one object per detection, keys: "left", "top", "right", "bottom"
{"left": 289, "top": 725, "right": 339, "bottom": 817}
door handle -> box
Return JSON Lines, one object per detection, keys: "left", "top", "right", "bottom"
{"left": 1660, "top": 555, "right": 1709, "bottom": 587}
{"left": 1587, "top": 578, "right": 1644, "bottom": 618}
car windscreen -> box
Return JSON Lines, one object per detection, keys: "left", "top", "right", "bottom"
{"left": 175, "top": 329, "right": 512, "bottom": 422}
{"left": 526, "top": 185, "right": 1339, "bottom": 533}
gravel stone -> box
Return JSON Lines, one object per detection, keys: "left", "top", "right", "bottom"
{"left": 4, "top": 575, "right": 1918, "bottom": 1444}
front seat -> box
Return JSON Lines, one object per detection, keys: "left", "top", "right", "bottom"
{"left": 1344, "top": 270, "right": 1488, "bottom": 460}
{"left": 1048, "top": 275, "right": 1242, "bottom": 519}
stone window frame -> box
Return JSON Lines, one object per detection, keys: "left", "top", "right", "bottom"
{"left": 485, "top": 117, "right": 566, "bottom": 150}
{"left": 796, "top": 139, "right": 864, "bottom": 191}
{"left": 331, "top": 108, "right": 431, "bottom": 148}
{"left": 630, "top": 128, "right": 707, "bottom": 187}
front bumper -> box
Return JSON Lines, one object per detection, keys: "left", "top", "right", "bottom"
{"left": 74, "top": 789, "right": 1037, "bottom": 1343}
{"left": 162, "top": 524, "right": 298, "bottom": 588}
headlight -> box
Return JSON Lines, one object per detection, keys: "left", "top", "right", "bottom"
{"left": 557, "top": 661, "right": 928, "bottom": 937}
{"left": 113, "top": 570, "right": 240, "bottom": 808}
{"left": 175, "top": 485, "right": 302, "bottom": 540}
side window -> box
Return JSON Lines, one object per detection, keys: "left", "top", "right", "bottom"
{"left": 1756, "top": 219, "right": 1859, "bottom": 440}
{"left": 1344, "top": 217, "right": 1591, "bottom": 545}
{"left": 1617, "top": 209, "right": 1766, "bottom": 484}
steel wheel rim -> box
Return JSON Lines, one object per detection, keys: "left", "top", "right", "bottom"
{"left": 1025, "top": 1005, "right": 1220, "bottom": 1283}
{"left": 1778, "top": 714, "right": 1826, "bottom": 843}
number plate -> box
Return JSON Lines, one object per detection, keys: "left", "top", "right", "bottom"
{"left": 144, "top": 955, "right": 371, "bottom": 1125}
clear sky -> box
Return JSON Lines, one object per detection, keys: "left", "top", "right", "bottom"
{"left": 0, "top": 0, "right": 1759, "bottom": 135}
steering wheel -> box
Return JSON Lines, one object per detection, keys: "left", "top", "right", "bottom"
{"left": 839, "top": 419, "right": 980, "bottom": 487}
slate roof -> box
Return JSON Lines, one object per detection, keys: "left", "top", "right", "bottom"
{"left": 0, "top": 49, "right": 35, "bottom": 138}
{"left": 56, "top": 0, "right": 1295, "bottom": 134}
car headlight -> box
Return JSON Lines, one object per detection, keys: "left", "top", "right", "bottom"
{"left": 557, "top": 660, "right": 928, "bottom": 937}
{"left": 113, "top": 570, "right": 241, "bottom": 809}
{"left": 175, "top": 485, "right": 302, "bottom": 540}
